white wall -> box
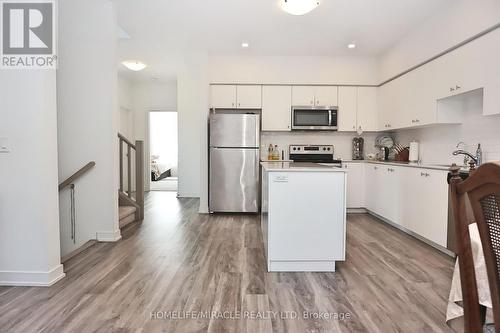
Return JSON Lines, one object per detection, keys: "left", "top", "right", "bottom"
{"left": 178, "top": 54, "right": 209, "bottom": 201}
{"left": 0, "top": 71, "right": 64, "bottom": 286}
{"left": 209, "top": 55, "right": 378, "bottom": 85}
{"left": 57, "top": 0, "right": 120, "bottom": 256}
{"left": 379, "top": 0, "right": 500, "bottom": 81}
{"left": 395, "top": 91, "right": 500, "bottom": 165}
{"left": 118, "top": 76, "right": 134, "bottom": 139}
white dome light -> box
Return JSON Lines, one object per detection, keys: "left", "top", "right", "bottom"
{"left": 122, "top": 61, "right": 147, "bottom": 71}
{"left": 280, "top": 0, "right": 320, "bottom": 16}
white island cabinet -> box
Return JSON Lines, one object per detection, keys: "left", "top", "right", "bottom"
{"left": 261, "top": 162, "right": 347, "bottom": 272}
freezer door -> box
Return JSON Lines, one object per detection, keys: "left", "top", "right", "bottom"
{"left": 209, "top": 148, "right": 259, "bottom": 212}
{"left": 210, "top": 113, "right": 260, "bottom": 148}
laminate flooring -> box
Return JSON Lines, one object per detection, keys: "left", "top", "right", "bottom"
{"left": 0, "top": 192, "right": 456, "bottom": 333}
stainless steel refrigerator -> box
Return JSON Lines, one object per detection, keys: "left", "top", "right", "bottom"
{"left": 209, "top": 112, "right": 260, "bottom": 213}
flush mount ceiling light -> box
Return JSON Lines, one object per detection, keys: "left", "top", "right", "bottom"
{"left": 280, "top": 0, "right": 320, "bottom": 16}
{"left": 241, "top": 42, "right": 250, "bottom": 48}
{"left": 122, "top": 61, "right": 147, "bottom": 71}
{"left": 347, "top": 43, "right": 356, "bottom": 49}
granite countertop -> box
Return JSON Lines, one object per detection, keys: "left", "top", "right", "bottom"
{"left": 342, "top": 159, "right": 469, "bottom": 172}
{"left": 260, "top": 162, "right": 348, "bottom": 172}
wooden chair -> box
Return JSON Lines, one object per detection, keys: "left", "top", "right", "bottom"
{"left": 450, "top": 162, "right": 500, "bottom": 332}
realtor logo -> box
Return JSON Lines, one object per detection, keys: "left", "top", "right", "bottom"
{"left": 1, "top": 0, "right": 56, "bottom": 69}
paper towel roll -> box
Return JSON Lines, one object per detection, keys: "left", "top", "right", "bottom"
{"left": 409, "top": 141, "right": 419, "bottom": 162}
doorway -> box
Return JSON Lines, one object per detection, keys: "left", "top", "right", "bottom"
{"left": 149, "top": 111, "right": 178, "bottom": 192}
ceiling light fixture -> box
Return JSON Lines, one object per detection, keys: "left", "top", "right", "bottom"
{"left": 280, "top": 0, "right": 320, "bottom": 16}
{"left": 241, "top": 42, "right": 250, "bottom": 48}
{"left": 347, "top": 43, "right": 356, "bottom": 49}
{"left": 122, "top": 61, "right": 147, "bottom": 71}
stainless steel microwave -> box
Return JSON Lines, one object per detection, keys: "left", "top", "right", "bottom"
{"left": 292, "top": 106, "right": 338, "bottom": 131}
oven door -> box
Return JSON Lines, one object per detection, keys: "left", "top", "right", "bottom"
{"left": 292, "top": 107, "right": 338, "bottom": 130}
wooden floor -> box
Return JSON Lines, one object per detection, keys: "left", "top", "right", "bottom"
{"left": 0, "top": 192, "right": 456, "bottom": 333}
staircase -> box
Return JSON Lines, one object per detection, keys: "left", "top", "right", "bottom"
{"left": 119, "top": 205, "right": 137, "bottom": 228}
{"left": 118, "top": 133, "right": 145, "bottom": 228}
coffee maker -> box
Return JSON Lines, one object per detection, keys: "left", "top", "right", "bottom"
{"left": 352, "top": 137, "right": 364, "bottom": 160}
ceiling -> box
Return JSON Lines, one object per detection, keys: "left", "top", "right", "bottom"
{"left": 113, "top": 0, "right": 456, "bottom": 81}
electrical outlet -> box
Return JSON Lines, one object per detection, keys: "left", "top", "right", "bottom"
{"left": 0, "top": 137, "right": 10, "bottom": 153}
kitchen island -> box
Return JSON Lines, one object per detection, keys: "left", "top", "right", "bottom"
{"left": 261, "top": 162, "right": 347, "bottom": 272}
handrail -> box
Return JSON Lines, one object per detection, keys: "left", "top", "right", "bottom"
{"left": 118, "top": 133, "right": 136, "bottom": 149}
{"left": 59, "top": 161, "right": 96, "bottom": 191}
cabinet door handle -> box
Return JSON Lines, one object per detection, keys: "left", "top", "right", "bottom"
{"left": 450, "top": 87, "right": 455, "bottom": 92}
{"left": 352, "top": 125, "right": 355, "bottom": 130}
{"left": 374, "top": 166, "right": 378, "bottom": 170}
{"left": 456, "top": 85, "right": 461, "bottom": 90}
{"left": 421, "top": 172, "right": 430, "bottom": 177}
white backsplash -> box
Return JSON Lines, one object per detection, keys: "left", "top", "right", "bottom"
{"left": 394, "top": 92, "right": 500, "bottom": 165}
{"left": 261, "top": 131, "right": 380, "bottom": 161}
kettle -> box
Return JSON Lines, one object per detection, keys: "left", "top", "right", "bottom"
{"left": 380, "top": 147, "right": 389, "bottom": 161}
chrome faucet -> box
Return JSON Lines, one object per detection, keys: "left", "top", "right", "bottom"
{"left": 455, "top": 142, "right": 469, "bottom": 166}
{"left": 453, "top": 149, "right": 477, "bottom": 163}
{"left": 453, "top": 144, "right": 482, "bottom": 167}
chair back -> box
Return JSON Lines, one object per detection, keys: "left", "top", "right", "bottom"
{"left": 450, "top": 162, "right": 500, "bottom": 332}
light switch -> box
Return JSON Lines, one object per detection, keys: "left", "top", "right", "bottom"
{"left": 0, "top": 137, "right": 10, "bottom": 153}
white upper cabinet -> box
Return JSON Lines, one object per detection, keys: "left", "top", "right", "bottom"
{"left": 338, "top": 87, "right": 357, "bottom": 131}
{"left": 292, "top": 86, "right": 315, "bottom": 106}
{"left": 211, "top": 85, "right": 237, "bottom": 109}
{"left": 211, "top": 85, "right": 262, "bottom": 109}
{"left": 262, "top": 85, "right": 292, "bottom": 131}
{"left": 292, "top": 86, "right": 338, "bottom": 107}
{"left": 236, "top": 85, "right": 262, "bottom": 109}
{"left": 357, "top": 87, "right": 378, "bottom": 132}
{"left": 314, "top": 86, "right": 338, "bottom": 107}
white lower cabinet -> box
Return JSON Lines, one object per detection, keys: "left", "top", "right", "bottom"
{"left": 343, "top": 163, "right": 365, "bottom": 208}
{"left": 402, "top": 168, "right": 449, "bottom": 247}
{"left": 360, "top": 163, "right": 449, "bottom": 248}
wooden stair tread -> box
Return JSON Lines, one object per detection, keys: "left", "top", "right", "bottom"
{"left": 119, "top": 206, "right": 136, "bottom": 220}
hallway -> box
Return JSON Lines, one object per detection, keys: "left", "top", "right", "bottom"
{"left": 0, "top": 192, "right": 455, "bottom": 332}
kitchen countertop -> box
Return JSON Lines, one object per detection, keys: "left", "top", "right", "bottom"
{"left": 261, "top": 162, "right": 347, "bottom": 172}
{"left": 342, "top": 159, "right": 468, "bottom": 172}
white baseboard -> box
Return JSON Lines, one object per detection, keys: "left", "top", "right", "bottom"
{"left": 0, "top": 264, "right": 65, "bottom": 286}
{"left": 347, "top": 208, "right": 368, "bottom": 214}
{"left": 269, "top": 260, "right": 336, "bottom": 272}
{"left": 96, "top": 229, "right": 122, "bottom": 242}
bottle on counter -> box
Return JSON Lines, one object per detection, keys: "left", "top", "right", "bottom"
{"left": 273, "top": 145, "right": 280, "bottom": 160}
{"left": 476, "top": 143, "right": 482, "bottom": 166}
{"left": 267, "top": 144, "right": 273, "bottom": 160}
